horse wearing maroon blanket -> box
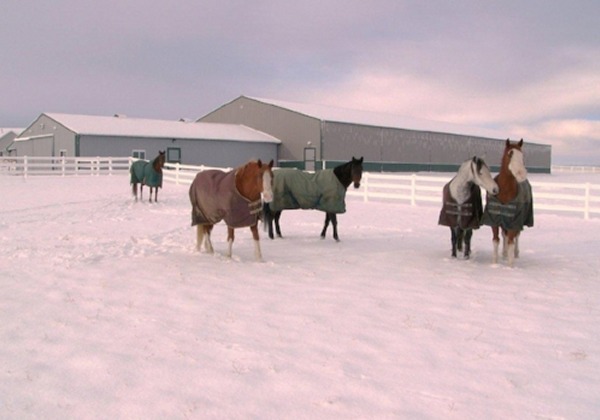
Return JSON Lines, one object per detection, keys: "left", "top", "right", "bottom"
{"left": 439, "top": 156, "right": 498, "bottom": 259}
{"left": 189, "top": 159, "right": 274, "bottom": 261}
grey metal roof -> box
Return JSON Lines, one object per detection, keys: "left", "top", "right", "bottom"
{"left": 246, "top": 96, "right": 507, "bottom": 140}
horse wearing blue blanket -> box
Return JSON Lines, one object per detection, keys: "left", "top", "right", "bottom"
{"left": 130, "top": 151, "right": 165, "bottom": 203}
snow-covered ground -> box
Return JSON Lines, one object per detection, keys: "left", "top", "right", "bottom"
{"left": 1, "top": 173, "right": 599, "bottom": 419}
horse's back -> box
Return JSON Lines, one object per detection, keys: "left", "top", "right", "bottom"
{"left": 130, "top": 160, "right": 148, "bottom": 184}
{"left": 189, "top": 170, "right": 246, "bottom": 227}
{"left": 270, "top": 169, "right": 346, "bottom": 213}
{"left": 143, "top": 163, "right": 162, "bottom": 187}
{"left": 438, "top": 182, "right": 483, "bottom": 229}
{"left": 482, "top": 180, "right": 534, "bottom": 230}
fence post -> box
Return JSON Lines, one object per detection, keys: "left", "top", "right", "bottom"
{"left": 24, "top": 156, "right": 28, "bottom": 178}
{"left": 584, "top": 183, "right": 591, "bottom": 220}
{"left": 411, "top": 174, "right": 417, "bottom": 206}
{"left": 362, "top": 172, "right": 369, "bottom": 202}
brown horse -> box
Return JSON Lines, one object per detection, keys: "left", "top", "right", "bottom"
{"left": 482, "top": 139, "right": 534, "bottom": 266}
{"left": 130, "top": 151, "right": 166, "bottom": 203}
{"left": 189, "top": 159, "right": 274, "bottom": 261}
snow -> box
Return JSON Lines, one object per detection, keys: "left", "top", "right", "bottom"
{"left": 29, "top": 113, "right": 281, "bottom": 144}
{"left": 1, "top": 173, "right": 599, "bottom": 419}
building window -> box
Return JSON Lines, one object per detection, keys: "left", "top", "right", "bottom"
{"left": 59, "top": 149, "right": 67, "bottom": 157}
{"left": 132, "top": 150, "right": 146, "bottom": 160}
{"left": 167, "top": 147, "right": 181, "bottom": 163}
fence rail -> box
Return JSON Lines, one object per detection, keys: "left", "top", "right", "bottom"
{"left": 0, "top": 156, "right": 129, "bottom": 176}
{"left": 2, "top": 157, "right": 600, "bottom": 220}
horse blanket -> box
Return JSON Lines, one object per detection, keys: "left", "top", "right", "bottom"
{"left": 482, "top": 180, "right": 534, "bottom": 231}
{"left": 189, "top": 169, "right": 262, "bottom": 229}
{"left": 268, "top": 168, "right": 347, "bottom": 213}
{"left": 130, "top": 160, "right": 162, "bottom": 188}
{"left": 438, "top": 182, "right": 483, "bottom": 230}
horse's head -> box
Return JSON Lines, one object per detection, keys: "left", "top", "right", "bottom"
{"left": 154, "top": 151, "right": 166, "bottom": 171}
{"left": 470, "top": 156, "right": 498, "bottom": 196}
{"left": 237, "top": 159, "right": 274, "bottom": 203}
{"left": 504, "top": 139, "right": 527, "bottom": 183}
{"left": 351, "top": 156, "right": 363, "bottom": 189}
{"left": 259, "top": 159, "right": 274, "bottom": 203}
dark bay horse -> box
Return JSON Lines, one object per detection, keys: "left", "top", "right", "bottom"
{"left": 189, "top": 159, "right": 274, "bottom": 261}
{"left": 263, "top": 156, "right": 363, "bottom": 241}
{"left": 438, "top": 156, "right": 498, "bottom": 259}
{"left": 482, "top": 139, "right": 534, "bottom": 266}
{"left": 130, "top": 151, "right": 165, "bottom": 203}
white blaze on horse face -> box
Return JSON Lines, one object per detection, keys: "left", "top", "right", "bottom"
{"left": 262, "top": 171, "right": 273, "bottom": 203}
{"left": 509, "top": 149, "right": 528, "bottom": 183}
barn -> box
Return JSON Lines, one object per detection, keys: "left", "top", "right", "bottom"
{"left": 13, "top": 113, "right": 281, "bottom": 167}
{"left": 0, "top": 128, "right": 23, "bottom": 157}
{"left": 199, "top": 96, "right": 552, "bottom": 173}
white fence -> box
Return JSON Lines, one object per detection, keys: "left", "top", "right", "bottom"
{"left": 0, "top": 156, "right": 129, "bottom": 176}
{"left": 347, "top": 172, "right": 600, "bottom": 220}
{"left": 2, "top": 157, "right": 600, "bottom": 220}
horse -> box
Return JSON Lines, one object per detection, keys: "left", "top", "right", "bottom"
{"left": 263, "top": 156, "right": 363, "bottom": 241}
{"left": 189, "top": 159, "right": 274, "bottom": 261}
{"left": 438, "top": 156, "right": 499, "bottom": 259}
{"left": 482, "top": 139, "right": 534, "bottom": 266}
{"left": 130, "top": 151, "right": 166, "bottom": 203}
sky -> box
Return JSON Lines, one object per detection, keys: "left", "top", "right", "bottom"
{"left": 2, "top": 0, "right": 599, "bottom": 164}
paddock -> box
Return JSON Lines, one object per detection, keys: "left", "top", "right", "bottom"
{"left": 1, "top": 173, "right": 599, "bottom": 418}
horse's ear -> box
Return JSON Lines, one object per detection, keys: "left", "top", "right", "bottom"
{"left": 505, "top": 138, "right": 510, "bottom": 147}
{"left": 472, "top": 156, "right": 477, "bottom": 163}
{"left": 257, "top": 159, "right": 263, "bottom": 167}
{"left": 268, "top": 159, "right": 274, "bottom": 168}
{"left": 518, "top": 138, "right": 524, "bottom": 148}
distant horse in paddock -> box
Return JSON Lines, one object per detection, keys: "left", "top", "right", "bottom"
{"left": 438, "top": 156, "right": 498, "bottom": 259}
{"left": 482, "top": 139, "right": 534, "bottom": 266}
{"left": 263, "top": 157, "right": 363, "bottom": 241}
{"left": 189, "top": 159, "right": 274, "bottom": 261}
{"left": 130, "top": 151, "right": 166, "bottom": 203}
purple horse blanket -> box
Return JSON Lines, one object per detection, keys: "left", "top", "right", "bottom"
{"left": 189, "top": 169, "right": 262, "bottom": 229}
{"left": 438, "top": 182, "right": 483, "bottom": 230}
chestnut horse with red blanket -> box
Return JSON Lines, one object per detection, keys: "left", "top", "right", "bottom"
{"left": 189, "top": 159, "right": 274, "bottom": 261}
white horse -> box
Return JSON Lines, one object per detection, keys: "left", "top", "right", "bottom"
{"left": 439, "top": 156, "right": 499, "bottom": 259}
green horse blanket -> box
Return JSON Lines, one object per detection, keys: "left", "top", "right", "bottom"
{"left": 130, "top": 160, "right": 162, "bottom": 188}
{"left": 268, "top": 168, "right": 347, "bottom": 214}
{"left": 482, "top": 180, "right": 534, "bottom": 231}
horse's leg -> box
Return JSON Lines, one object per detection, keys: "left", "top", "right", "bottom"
{"left": 463, "top": 229, "right": 473, "bottom": 259}
{"left": 196, "top": 225, "right": 204, "bottom": 251}
{"left": 514, "top": 232, "right": 520, "bottom": 258}
{"left": 148, "top": 186, "right": 153, "bottom": 203}
{"left": 506, "top": 230, "right": 519, "bottom": 267}
{"left": 491, "top": 226, "right": 500, "bottom": 264}
{"left": 154, "top": 187, "right": 158, "bottom": 203}
{"left": 132, "top": 183, "right": 138, "bottom": 201}
{"left": 140, "top": 184, "right": 144, "bottom": 202}
{"left": 274, "top": 211, "right": 282, "bottom": 238}
{"left": 450, "top": 227, "right": 458, "bottom": 258}
{"left": 457, "top": 228, "right": 464, "bottom": 252}
{"left": 226, "top": 227, "right": 235, "bottom": 258}
{"left": 204, "top": 225, "right": 215, "bottom": 253}
{"left": 263, "top": 203, "right": 275, "bottom": 239}
{"left": 330, "top": 213, "right": 339, "bottom": 241}
{"left": 250, "top": 224, "right": 263, "bottom": 261}
{"left": 320, "top": 213, "right": 330, "bottom": 239}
